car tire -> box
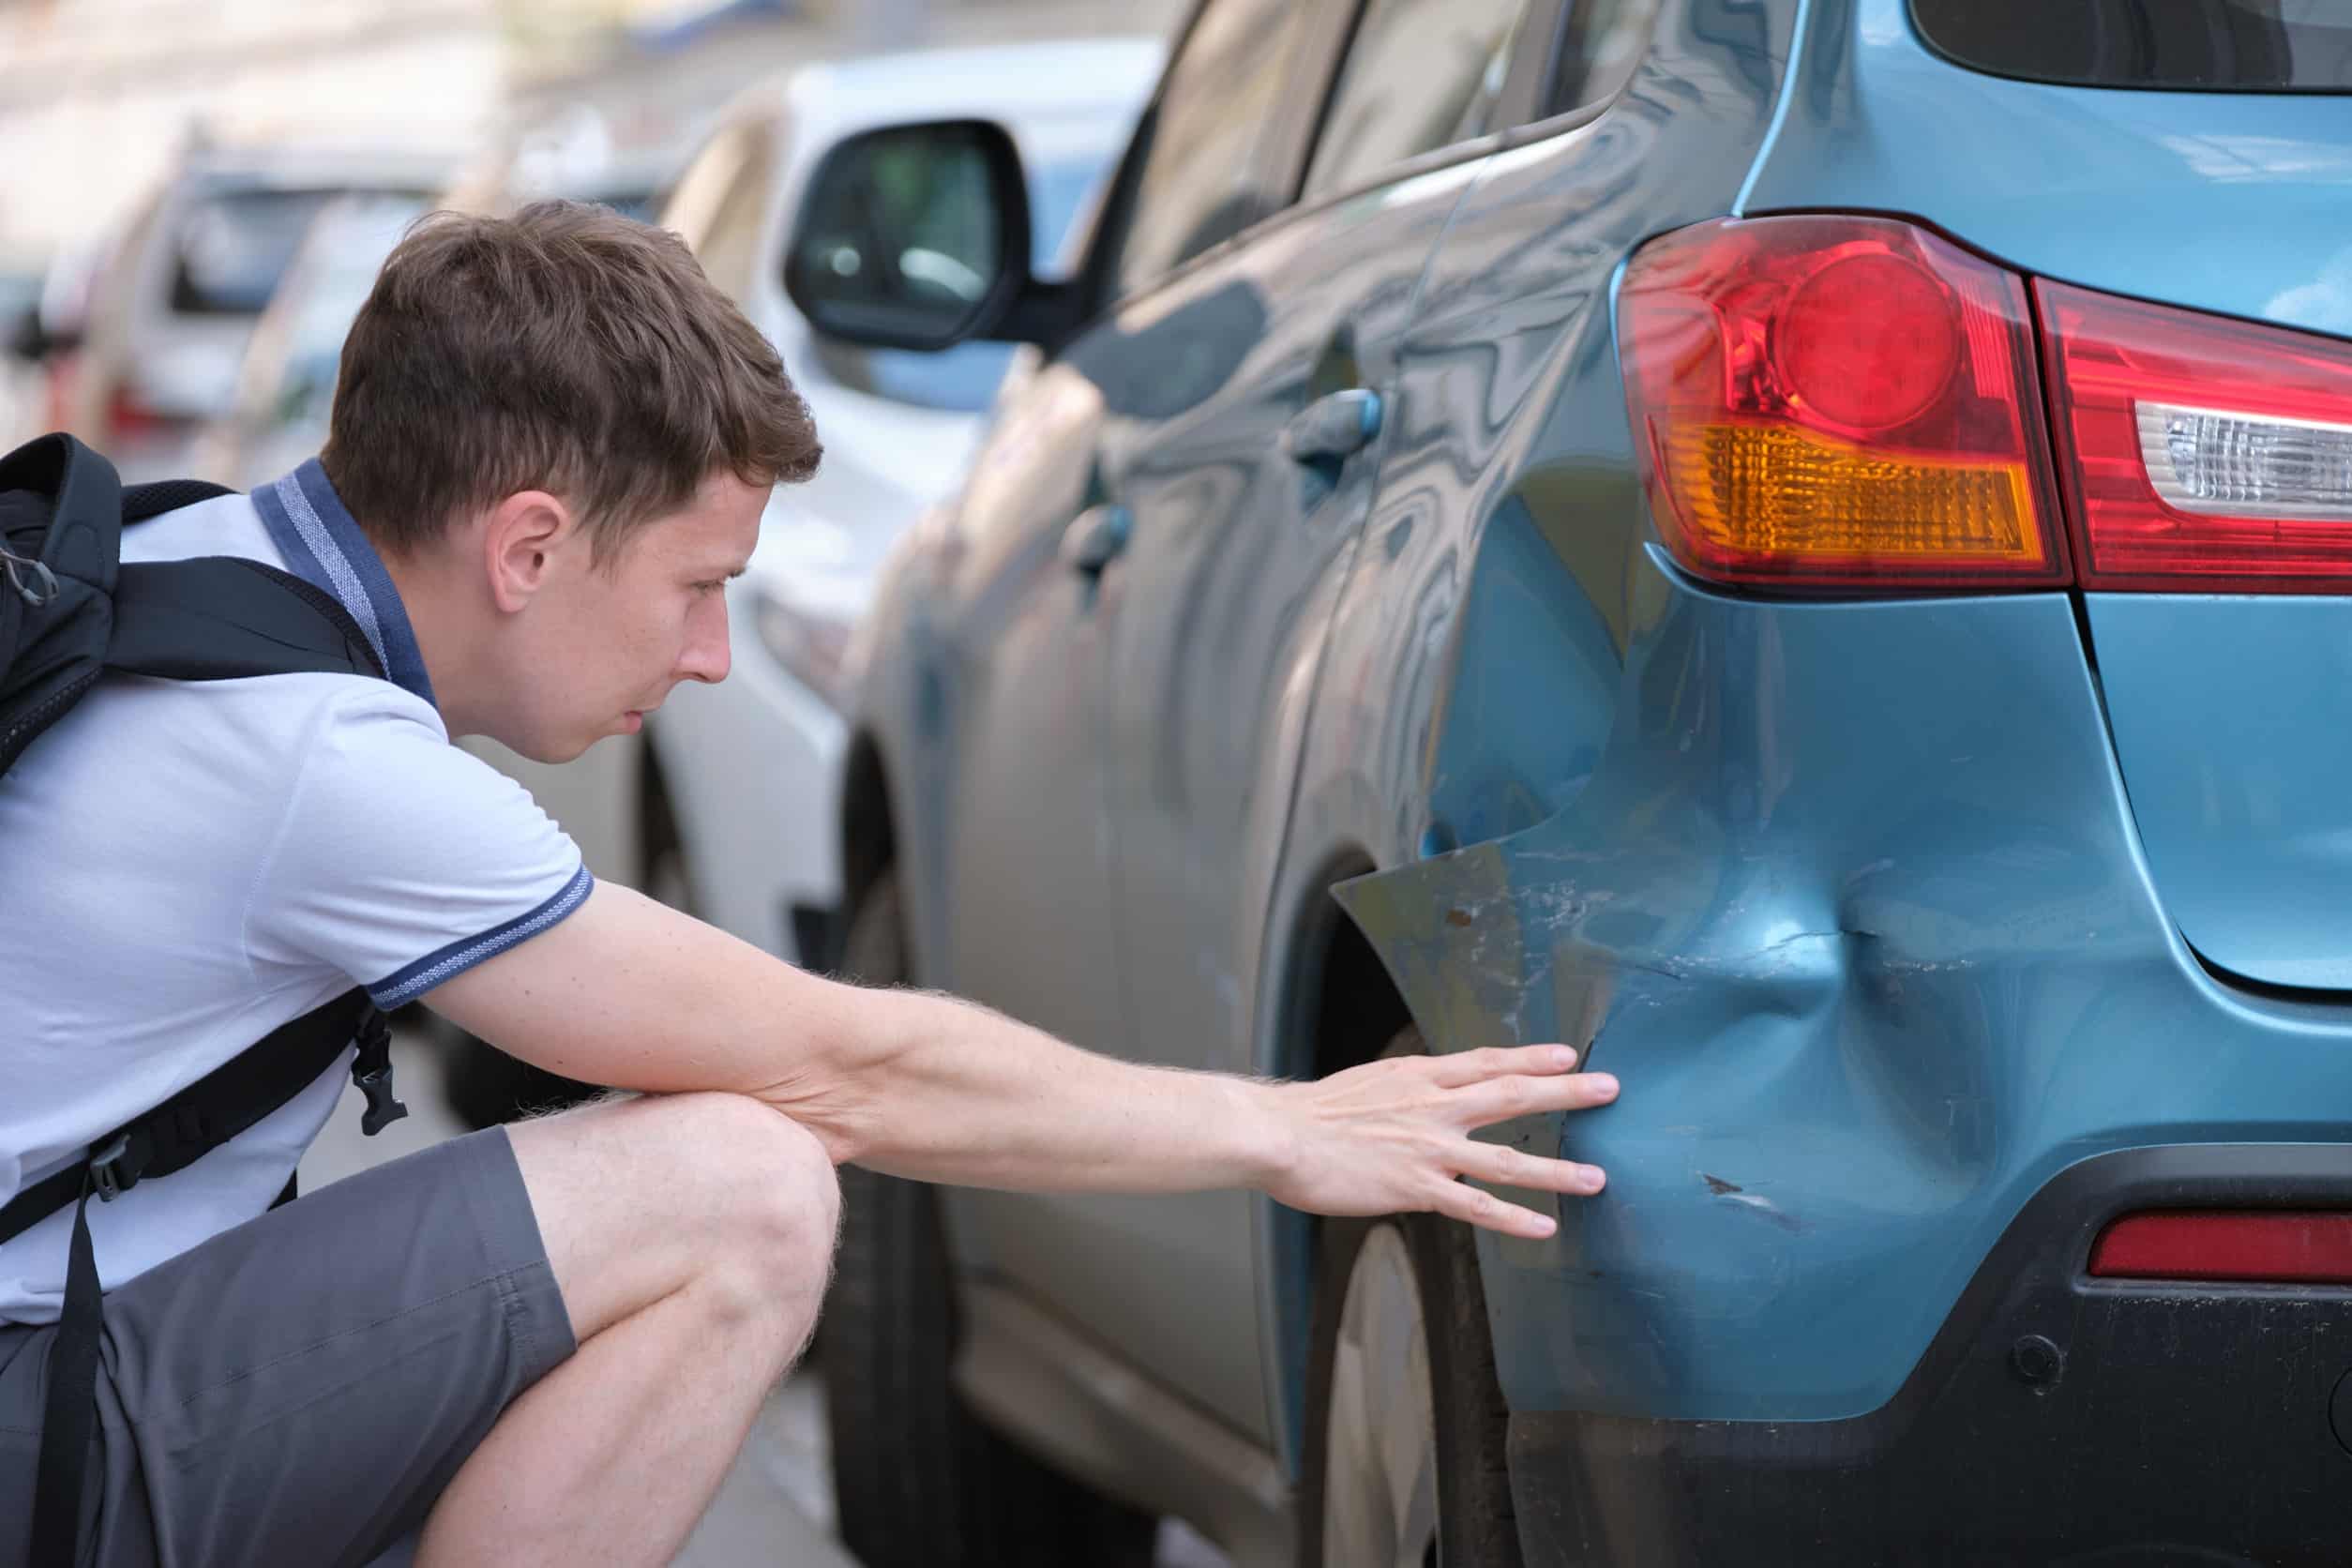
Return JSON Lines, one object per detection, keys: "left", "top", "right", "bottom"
{"left": 824, "top": 868, "right": 1159, "bottom": 1568}
{"left": 1297, "top": 1023, "right": 1522, "bottom": 1568}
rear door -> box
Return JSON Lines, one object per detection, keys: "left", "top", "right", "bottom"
{"left": 1078, "top": 0, "right": 1557, "bottom": 1438}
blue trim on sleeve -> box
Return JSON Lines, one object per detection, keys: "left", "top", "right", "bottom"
{"left": 368, "top": 866, "right": 596, "bottom": 1008}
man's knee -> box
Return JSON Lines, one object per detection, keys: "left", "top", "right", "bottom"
{"left": 509, "top": 1089, "right": 839, "bottom": 1345}
{"left": 663, "top": 1093, "right": 840, "bottom": 1314}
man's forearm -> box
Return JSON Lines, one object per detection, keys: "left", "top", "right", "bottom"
{"left": 773, "top": 986, "right": 1298, "bottom": 1194}
{"left": 433, "top": 882, "right": 1617, "bottom": 1236}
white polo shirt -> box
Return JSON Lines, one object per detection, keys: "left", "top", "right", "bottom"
{"left": 0, "top": 460, "right": 592, "bottom": 1325}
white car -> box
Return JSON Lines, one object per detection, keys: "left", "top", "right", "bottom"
{"left": 645, "top": 38, "right": 1161, "bottom": 964}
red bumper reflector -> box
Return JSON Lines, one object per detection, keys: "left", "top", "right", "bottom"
{"left": 2088, "top": 1210, "right": 2352, "bottom": 1285}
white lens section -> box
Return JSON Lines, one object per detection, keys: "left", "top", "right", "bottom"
{"left": 2138, "top": 400, "right": 2352, "bottom": 519}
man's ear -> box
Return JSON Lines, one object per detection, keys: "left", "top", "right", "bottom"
{"left": 481, "top": 490, "right": 580, "bottom": 614}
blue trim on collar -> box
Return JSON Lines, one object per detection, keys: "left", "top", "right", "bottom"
{"left": 249, "top": 460, "right": 437, "bottom": 709}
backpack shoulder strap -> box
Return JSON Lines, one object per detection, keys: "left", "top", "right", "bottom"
{"left": 3, "top": 437, "right": 380, "bottom": 776}
{"left": 108, "top": 557, "right": 385, "bottom": 684}
{"left": 122, "top": 477, "right": 234, "bottom": 525}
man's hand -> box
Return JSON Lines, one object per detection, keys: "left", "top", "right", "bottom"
{"left": 1259, "top": 1046, "right": 1616, "bottom": 1240}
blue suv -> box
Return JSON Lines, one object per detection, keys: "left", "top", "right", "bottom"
{"left": 786, "top": 1, "right": 2352, "bottom": 1562}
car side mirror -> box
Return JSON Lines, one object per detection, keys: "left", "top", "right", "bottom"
{"left": 784, "top": 118, "right": 1072, "bottom": 352}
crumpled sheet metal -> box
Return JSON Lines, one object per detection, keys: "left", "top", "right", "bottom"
{"left": 1332, "top": 558, "right": 2352, "bottom": 1421}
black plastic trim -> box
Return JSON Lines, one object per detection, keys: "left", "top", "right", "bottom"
{"left": 1509, "top": 1142, "right": 2352, "bottom": 1566}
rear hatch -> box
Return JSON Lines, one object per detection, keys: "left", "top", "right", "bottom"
{"left": 1922, "top": 1, "right": 2352, "bottom": 988}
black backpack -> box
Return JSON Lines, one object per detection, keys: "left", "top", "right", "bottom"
{"left": 0, "top": 432, "right": 412, "bottom": 1564}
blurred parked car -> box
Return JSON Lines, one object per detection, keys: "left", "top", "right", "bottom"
{"left": 189, "top": 192, "right": 430, "bottom": 489}
{"left": 436, "top": 36, "right": 1161, "bottom": 1130}
{"left": 643, "top": 36, "right": 1161, "bottom": 966}
{"left": 1, "top": 231, "right": 113, "bottom": 453}
{"left": 788, "top": 0, "right": 2352, "bottom": 1564}
{"left": 47, "top": 139, "right": 449, "bottom": 482}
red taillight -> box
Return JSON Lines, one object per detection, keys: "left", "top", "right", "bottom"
{"left": 2088, "top": 1210, "right": 2352, "bottom": 1285}
{"left": 2040, "top": 281, "right": 2352, "bottom": 591}
{"left": 1619, "top": 216, "right": 2069, "bottom": 590}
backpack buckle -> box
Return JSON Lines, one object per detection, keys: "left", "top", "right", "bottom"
{"left": 352, "top": 1007, "right": 409, "bottom": 1138}
{"left": 89, "top": 1129, "right": 151, "bottom": 1201}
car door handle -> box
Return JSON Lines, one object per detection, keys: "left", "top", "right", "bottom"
{"left": 1282, "top": 388, "right": 1382, "bottom": 464}
{"left": 1062, "top": 503, "right": 1132, "bottom": 577}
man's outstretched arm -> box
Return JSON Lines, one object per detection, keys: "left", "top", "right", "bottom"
{"left": 427, "top": 882, "right": 1616, "bottom": 1238}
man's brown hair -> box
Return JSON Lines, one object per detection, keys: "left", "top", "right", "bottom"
{"left": 322, "top": 200, "right": 821, "bottom": 564}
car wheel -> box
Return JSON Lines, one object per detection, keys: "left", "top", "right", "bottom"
{"left": 438, "top": 764, "right": 695, "bottom": 1129}
{"left": 824, "top": 867, "right": 1159, "bottom": 1568}
{"left": 1298, "top": 1024, "right": 1522, "bottom": 1568}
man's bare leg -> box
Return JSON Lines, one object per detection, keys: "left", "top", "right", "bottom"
{"left": 415, "top": 1091, "right": 840, "bottom": 1567}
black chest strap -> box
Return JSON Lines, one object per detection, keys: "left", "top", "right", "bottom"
{"left": 0, "top": 989, "right": 398, "bottom": 1246}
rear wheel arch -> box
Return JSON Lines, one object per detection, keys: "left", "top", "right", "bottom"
{"left": 1264, "top": 846, "right": 1419, "bottom": 1470}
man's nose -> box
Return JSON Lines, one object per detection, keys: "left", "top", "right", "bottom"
{"left": 678, "top": 602, "right": 731, "bottom": 686}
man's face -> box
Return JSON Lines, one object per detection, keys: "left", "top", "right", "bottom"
{"left": 505, "top": 472, "right": 765, "bottom": 763}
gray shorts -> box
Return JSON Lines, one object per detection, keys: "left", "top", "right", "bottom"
{"left": 0, "top": 1126, "right": 575, "bottom": 1568}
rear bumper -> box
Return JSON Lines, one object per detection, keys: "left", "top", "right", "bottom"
{"left": 1508, "top": 1143, "right": 2352, "bottom": 1567}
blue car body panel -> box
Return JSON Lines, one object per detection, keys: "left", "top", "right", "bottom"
{"left": 1329, "top": 0, "right": 2352, "bottom": 1425}
{"left": 1339, "top": 555, "right": 2352, "bottom": 1421}
{"left": 1741, "top": 0, "right": 2352, "bottom": 997}
{"left": 2088, "top": 594, "right": 2352, "bottom": 991}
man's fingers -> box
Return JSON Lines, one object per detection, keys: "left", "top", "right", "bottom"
{"left": 1461, "top": 1139, "right": 1606, "bottom": 1197}
{"left": 1454, "top": 1070, "right": 1620, "bottom": 1126}
{"left": 1428, "top": 1043, "right": 1580, "bottom": 1088}
{"left": 1429, "top": 1178, "right": 1559, "bottom": 1240}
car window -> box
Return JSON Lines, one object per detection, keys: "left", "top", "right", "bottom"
{"left": 169, "top": 188, "right": 337, "bottom": 317}
{"left": 810, "top": 154, "right": 1110, "bottom": 415}
{"left": 1549, "top": 0, "right": 1659, "bottom": 113}
{"left": 1302, "top": 0, "right": 1533, "bottom": 203}
{"left": 1911, "top": 0, "right": 2352, "bottom": 91}
{"left": 1107, "top": 0, "right": 1320, "bottom": 299}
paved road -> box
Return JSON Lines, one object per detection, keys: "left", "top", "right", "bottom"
{"left": 301, "top": 1030, "right": 1233, "bottom": 1568}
